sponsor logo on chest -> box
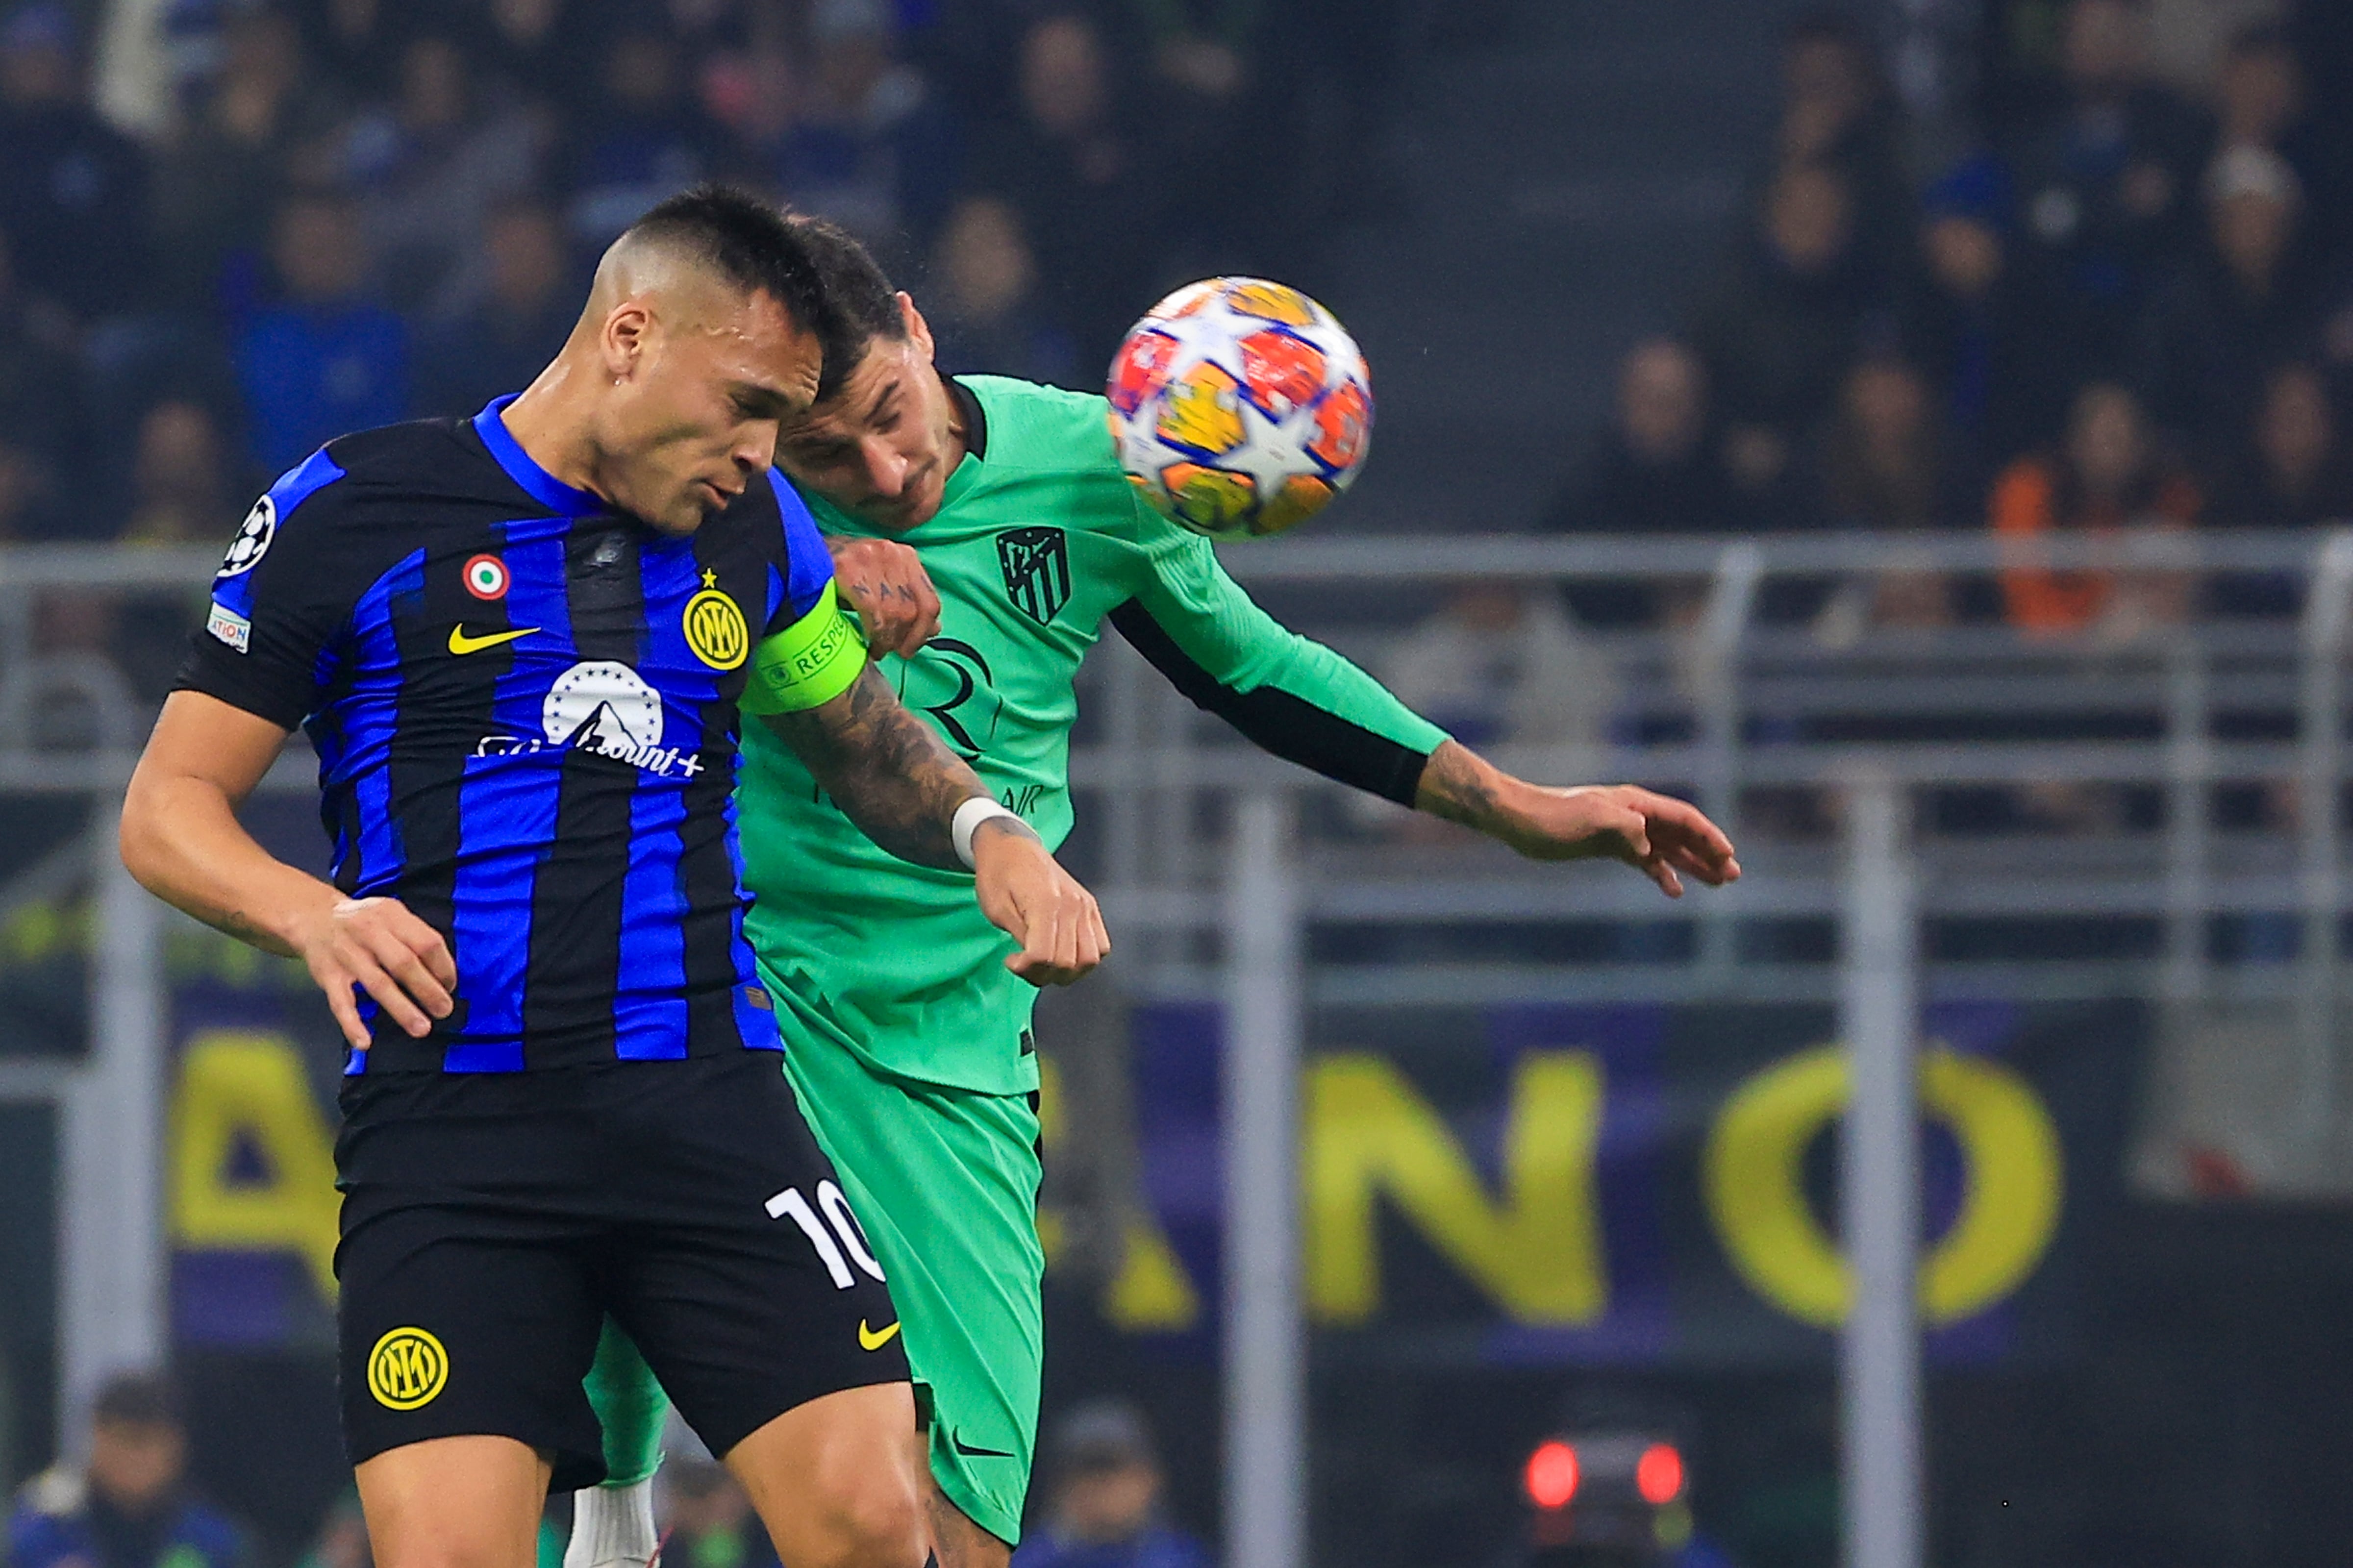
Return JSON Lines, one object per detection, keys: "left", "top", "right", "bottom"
{"left": 472, "top": 660, "right": 706, "bottom": 778}
{"left": 450, "top": 549, "right": 759, "bottom": 778}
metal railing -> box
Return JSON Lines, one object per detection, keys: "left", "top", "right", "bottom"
{"left": 5, "top": 530, "right": 2353, "bottom": 1568}
{"left": 1073, "top": 528, "right": 2353, "bottom": 1012}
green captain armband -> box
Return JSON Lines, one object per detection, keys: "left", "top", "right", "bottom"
{"left": 742, "top": 580, "right": 868, "bottom": 715}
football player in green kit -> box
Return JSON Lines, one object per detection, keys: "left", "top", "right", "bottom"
{"left": 564, "top": 223, "right": 1740, "bottom": 1568}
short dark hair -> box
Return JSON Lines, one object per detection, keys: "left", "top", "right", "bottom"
{"left": 91, "top": 1370, "right": 182, "bottom": 1430}
{"left": 787, "top": 214, "right": 908, "bottom": 402}
{"left": 625, "top": 184, "right": 830, "bottom": 348}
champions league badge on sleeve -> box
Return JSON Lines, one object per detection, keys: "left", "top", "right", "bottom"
{"left": 218, "top": 496, "right": 277, "bottom": 578}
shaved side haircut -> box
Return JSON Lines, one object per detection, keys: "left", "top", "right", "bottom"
{"left": 623, "top": 185, "right": 836, "bottom": 352}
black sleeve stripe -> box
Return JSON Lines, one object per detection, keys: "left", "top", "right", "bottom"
{"left": 1107, "top": 599, "right": 1433, "bottom": 807}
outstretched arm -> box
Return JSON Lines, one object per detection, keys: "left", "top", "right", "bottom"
{"left": 1112, "top": 529, "right": 1736, "bottom": 894}
{"left": 756, "top": 662, "right": 1109, "bottom": 984}
{"left": 1413, "top": 740, "right": 1739, "bottom": 896}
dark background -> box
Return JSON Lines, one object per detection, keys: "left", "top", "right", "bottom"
{"left": 8, "top": 0, "right": 2353, "bottom": 1564}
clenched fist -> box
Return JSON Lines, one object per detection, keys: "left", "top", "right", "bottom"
{"left": 969, "top": 816, "right": 1110, "bottom": 985}
{"left": 826, "top": 535, "right": 943, "bottom": 657}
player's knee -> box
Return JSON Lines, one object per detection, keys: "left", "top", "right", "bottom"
{"left": 372, "top": 1532, "right": 530, "bottom": 1568}
{"left": 806, "top": 1463, "right": 926, "bottom": 1568}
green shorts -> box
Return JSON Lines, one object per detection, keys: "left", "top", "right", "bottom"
{"left": 773, "top": 970, "right": 1046, "bottom": 1548}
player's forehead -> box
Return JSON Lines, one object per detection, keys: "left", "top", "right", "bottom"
{"left": 678, "top": 285, "right": 822, "bottom": 407}
{"left": 784, "top": 337, "right": 916, "bottom": 447}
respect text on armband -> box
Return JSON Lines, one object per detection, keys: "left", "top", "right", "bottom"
{"left": 787, "top": 613, "right": 855, "bottom": 680}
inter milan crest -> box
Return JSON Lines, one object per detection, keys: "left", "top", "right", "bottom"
{"left": 683, "top": 568, "right": 749, "bottom": 670}
{"left": 366, "top": 1326, "right": 449, "bottom": 1410}
{"left": 997, "top": 527, "right": 1071, "bottom": 624}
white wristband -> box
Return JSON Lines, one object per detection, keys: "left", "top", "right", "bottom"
{"left": 952, "top": 796, "right": 1021, "bottom": 869}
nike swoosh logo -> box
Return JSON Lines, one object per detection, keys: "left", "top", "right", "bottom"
{"left": 858, "top": 1319, "right": 901, "bottom": 1351}
{"left": 448, "top": 624, "right": 539, "bottom": 655}
{"left": 950, "top": 1430, "right": 1015, "bottom": 1459}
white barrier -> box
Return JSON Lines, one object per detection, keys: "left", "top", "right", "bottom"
{"left": 1838, "top": 775, "right": 1921, "bottom": 1568}
{"left": 1223, "top": 795, "right": 1306, "bottom": 1568}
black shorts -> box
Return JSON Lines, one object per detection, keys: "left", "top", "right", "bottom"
{"left": 334, "top": 1050, "right": 909, "bottom": 1489}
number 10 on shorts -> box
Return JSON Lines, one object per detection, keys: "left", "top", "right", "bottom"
{"left": 767, "top": 1180, "right": 886, "bottom": 1288}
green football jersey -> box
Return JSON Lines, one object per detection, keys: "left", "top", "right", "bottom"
{"left": 737, "top": 375, "right": 1448, "bottom": 1093}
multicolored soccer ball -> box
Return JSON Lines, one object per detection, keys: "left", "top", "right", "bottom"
{"left": 1106, "top": 277, "right": 1373, "bottom": 540}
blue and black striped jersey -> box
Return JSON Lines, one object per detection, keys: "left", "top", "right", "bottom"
{"left": 177, "top": 397, "right": 837, "bottom": 1074}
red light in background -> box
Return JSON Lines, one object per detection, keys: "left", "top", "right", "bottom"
{"left": 1524, "top": 1441, "right": 1579, "bottom": 1510}
{"left": 1636, "top": 1443, "right": 1685, "bottom": 1506}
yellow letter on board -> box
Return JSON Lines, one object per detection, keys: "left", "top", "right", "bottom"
{"left": 1306, "top": 1051, "right": 1607, "bottom": 1326}
{"left": 1702, "top": 1045, "right": 2064, "bottom": 1327}
{"left": 169, "top": 1030, "right": 341, "bottom": 1300}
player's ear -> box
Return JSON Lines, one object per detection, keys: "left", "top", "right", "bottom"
{"left": 898, "top": 292, "right": 936, "bottom": 363}
{"left": 602, "top": 299, "right": 652, "bottom": 382}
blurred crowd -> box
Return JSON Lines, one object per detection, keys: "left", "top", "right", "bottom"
{"left": 0, "top": 0, "right": 2329, "bottom": 789}
{"left": 1544, "top": 0, "right": 2353, "bottom": 643}
{"left": 7, "top": 1376, "right": 244, "bottom": 1568}
{"left": 2, "top": 0, "right": 2333, "bottom": 649}
{"left": 7, "top": 1375, "right": 1207, "bottom": 1568}
{"left": 0, "top": 0, "right": 1401, "bottom": 547}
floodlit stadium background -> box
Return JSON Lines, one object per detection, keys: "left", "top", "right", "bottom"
{"left": 6, "top": 1, "right": 2353, "bottom": 1567}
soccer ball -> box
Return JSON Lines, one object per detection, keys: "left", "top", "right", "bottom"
{"left": 1106, "top": 277, "right": 1373, "bottom": 541}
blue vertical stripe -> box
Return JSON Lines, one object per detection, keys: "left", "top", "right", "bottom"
{"left": 725, "top": 780, "right": 781, "bottom": 1052}
{"left": 612, "top": 539, "right": 706, "bottom": 1060}
{"left": 342, "top": 551, "right": 425, "bottom": 895}
{"left": 306, "top": 705, "right": 353, "bottom": 883}
{"left": 331, "top": 548, "right": 423, "bottom": 1073}
{"left": 742, "top": 548, "right": 790, "bottom": 1052}
{"left": 444, "top": 518, "right": 573, "bottom": 1072}
{"left": 766, "top": 470, "right": 836, "bottom": 622}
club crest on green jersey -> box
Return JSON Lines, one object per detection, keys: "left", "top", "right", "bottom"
{"left": 996, "top": 527, "right": 1071, "bottom": 623}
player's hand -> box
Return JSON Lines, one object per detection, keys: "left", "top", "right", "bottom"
{"left": 1498, "top": 783, "right": 1741, "bottom": 897}
{"left": 970, "top": 818, "right": 1110, "bottom": 986}
{"left": 291, "top": 896, "right": 458, "bottom": 1049}
{"left": 826, "top": 535, "right": 941, "bottom": 658}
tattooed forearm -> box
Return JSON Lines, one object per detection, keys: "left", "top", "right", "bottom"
{"left": 972, "top": 814, "right": 1043, "bottom": 852}
{"left": 1413, "top": 739, "right": 1510, "bottom": 832}
{"left": 761, "top": 662, "right": 987, "bottom": 869}
{"left": 209, "top": 904, "right": 294, "bottom": 951}
{"left": 183, "top": 901, "right": 299, "bottom": 958}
